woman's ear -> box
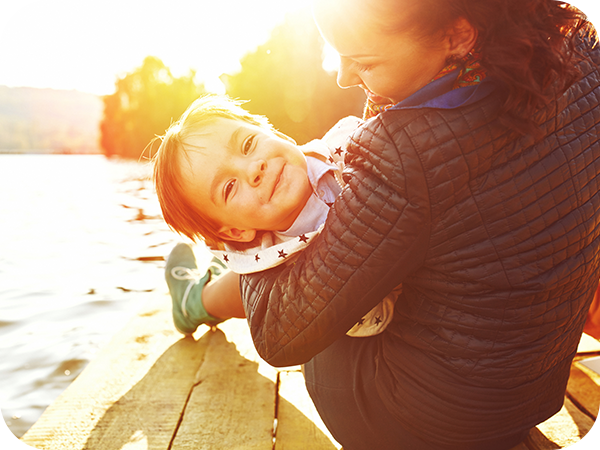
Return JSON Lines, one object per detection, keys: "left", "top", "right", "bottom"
{"left": 217, "top": 226, "right": 257, "bottom": 243}
{"left": 446, "top": 17, "right": 478, "bottom": 59}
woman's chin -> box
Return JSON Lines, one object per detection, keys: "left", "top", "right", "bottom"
{"left": 365, "top": 90, "right": 393, "bottom": 105}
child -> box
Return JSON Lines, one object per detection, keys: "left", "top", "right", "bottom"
{"left": 153, "top": 94, "right": 399, "bottom": 337}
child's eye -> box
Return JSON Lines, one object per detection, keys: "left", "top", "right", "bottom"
{"left": 224, "top": 180, "right": 235, "bottom": 201}
{"left": 243, "top": 135, "right": 255, "bottom": 154}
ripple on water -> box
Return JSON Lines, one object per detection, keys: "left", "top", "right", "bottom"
{"left": 0, "top": 320, "right": 17, "bottom": 330}
{"left": 0, "top": 155, "right": 180, "bottom": 438}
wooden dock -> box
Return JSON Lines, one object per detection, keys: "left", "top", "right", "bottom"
{"left": 20, "top": 293, "right": 600, "bottom": 450}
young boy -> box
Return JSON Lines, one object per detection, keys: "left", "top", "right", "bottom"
{"left": 153, "top": 95, "right": 399, "bottom": 337}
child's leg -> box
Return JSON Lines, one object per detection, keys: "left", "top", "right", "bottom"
{"left": 203, "top": 270, "right": 246, "bottom": 319}
{"left": 165, "top": 243, "right": 243, "bottom": 335}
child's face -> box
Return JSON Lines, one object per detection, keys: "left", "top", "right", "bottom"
{"left": 314, "top": 0, "right": 452, "bottom": 105}
{"left": 179, "top": 118, "right": 313, "bottom": 243}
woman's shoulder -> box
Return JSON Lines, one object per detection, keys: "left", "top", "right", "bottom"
{"left": 577, "top": 21, "right": 598, "bottom": 53}
{"left": 575, "top": 24, "right": 600, "bottom": 70}
{"left": 356, "top": 91, "right": 504, "bottom": 149}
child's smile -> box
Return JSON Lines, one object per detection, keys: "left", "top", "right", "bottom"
{"left": 179, "top": 118, "right": 313, "bottom": 243}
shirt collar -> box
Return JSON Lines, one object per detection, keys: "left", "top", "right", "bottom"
{"left": 306, "top": 154, "right": 336, "bottom": 188}
{"left": 277, "top": 156, "right": 338, "bottom": 237}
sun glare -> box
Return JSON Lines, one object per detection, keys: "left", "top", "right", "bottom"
{"left": 322, "top": 43, "right": 341, "bottom": 73}
{"left": 0, "top": 0, "right": 597, "bottom": 95}
{"left": 0, "top": 0, "right": 313, "bottom": 95}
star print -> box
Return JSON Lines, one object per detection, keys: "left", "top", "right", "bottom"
{"left": 375, "top": 316, "right": 383, "bottom": 325}
{"left": 328, "top": 156, "right": 334, "bottom": 163}
{"left": 278, "top": 250, "right": 288, "bottom": 259}
{"left": 223, "top": 254, "right": 229, "bottom": 263}
{"left": 358, "top": 318, "right": 366, "bottom": 325}
{"left": 255, "top": 254, "right": 260, "bottom": 262}
{"left": 298, "top": 234, "right": 309, "bottom": 243}
{"left": 334, "top": 147, "right": 343, "bottom": 156}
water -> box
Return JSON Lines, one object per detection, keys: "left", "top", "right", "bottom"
{"left": 0, "top": 154, "right": 183, "bottom": 438}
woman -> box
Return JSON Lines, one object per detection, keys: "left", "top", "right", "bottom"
{"left": 240, "top": 1, "right": 600, "bottom": 449}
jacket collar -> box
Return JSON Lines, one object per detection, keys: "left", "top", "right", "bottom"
{"left": 390, "top": 70, "right": 497, "bottom": 111}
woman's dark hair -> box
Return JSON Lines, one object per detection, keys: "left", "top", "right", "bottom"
{"left": 412, "top": 0, "right": 596, "bottom": 132}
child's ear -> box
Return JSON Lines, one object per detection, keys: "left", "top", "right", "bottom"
{"left": 217, "top": 226, "right": 257, "bottom": 243}
{"left": 446, "top": 17, "right": 478, "bottom": 59}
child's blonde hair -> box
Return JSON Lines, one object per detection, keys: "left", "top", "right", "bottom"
{"left": 152, "top": 94, "right": 276, "bottom": 247}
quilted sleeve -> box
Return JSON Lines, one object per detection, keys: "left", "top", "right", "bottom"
{"left": 241, "top": 116, "right": 431, "bottom": 366}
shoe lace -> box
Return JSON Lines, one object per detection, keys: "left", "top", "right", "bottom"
{"left": 170, "top": 267, "right": 204, "bottom": 319}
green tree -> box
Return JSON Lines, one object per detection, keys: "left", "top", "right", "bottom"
{"left": 100, "top": 56, "right": 205, "bottom": 159}
{"left": 222, "top": 8, "right": 365, "bottom": 144}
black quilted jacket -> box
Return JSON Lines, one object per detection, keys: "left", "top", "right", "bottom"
{"left": 241, "top": 35, "right": 600, "bottom": 447}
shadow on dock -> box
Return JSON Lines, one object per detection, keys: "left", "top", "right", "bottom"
{"left": 83, "top": 329, "right": 338, "bottom": 449}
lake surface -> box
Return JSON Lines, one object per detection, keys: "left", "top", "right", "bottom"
{"left": 0, "top": 154, "right": 188, "bottom": 438}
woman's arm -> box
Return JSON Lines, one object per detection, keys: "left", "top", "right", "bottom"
{"left": 241, "top": 116, "right": 432, "bottom": 367}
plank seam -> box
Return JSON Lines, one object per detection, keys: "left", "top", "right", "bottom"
{"left": 565, "top": 391, "right": 598, "bottom": 421}
{"left": 167, "top": 385, "right": 195, "bottom": 450}
{"left": 167, "top": 333, "right": 212, "bottom": 450}
{"left": 272, "top": 371, "right": 281, "bottom": 450}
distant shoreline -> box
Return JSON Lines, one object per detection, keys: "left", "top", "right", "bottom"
{"left": 0, "top": 149, "right": 102, "bottom": 155}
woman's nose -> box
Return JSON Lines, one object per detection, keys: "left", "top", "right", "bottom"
{"left": 337, "top": 58, "right": 361, "bottom": 89}
{"left": 248, "top": 159, "right": 266, "bottom": 186}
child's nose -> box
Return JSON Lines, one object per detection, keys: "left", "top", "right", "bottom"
{"left": 248, "top": 159, "right": 266, "bottom": 186}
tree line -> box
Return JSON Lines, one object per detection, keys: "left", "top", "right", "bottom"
{"left": 99, "top": 9, "right": 364, "bottom": 160}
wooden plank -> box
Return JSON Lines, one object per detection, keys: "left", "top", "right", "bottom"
{"left": 171, "top": 328, "right": 275, "bottom": 450}
{"left": 577, "top": 333, "right": 600, "bottom": 355}
{"left": 26, "top": 301, "right": 599, "bottom": 450}
{"left": 524, "top": 398, "right": 595, "bottom": 450}
{"left": 216, "top": 319, "right": 280, "bottom": 383}
{"left": 275, "top": 371, "right": 341, "bottom": 450}
{"left": 567, "top": 360, "right": 600, "bottom": 419}
{"left": 21, "top": 295, "right": 210, "bottom": 450}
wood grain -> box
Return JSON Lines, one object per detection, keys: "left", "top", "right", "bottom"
{"left": 20, "top": 307, "right": 600, "bottom": 449}
{"left": 567, "top": 361, "right": 600, "bottom": 419}
{"left": 21, "top": 295, "right": 210, "bottom": 450}
{"left": 525, "top": 398, "right": 594, "bottom": 450}
{"left": 171, "top": 328, "right": 275, "bottom": 450}
{"left": 275, "top": 370, "right": 341, "bottom": 450}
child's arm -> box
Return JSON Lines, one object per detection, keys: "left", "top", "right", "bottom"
{"left": 203, "top": 270, "right": 246, "bottom": 319}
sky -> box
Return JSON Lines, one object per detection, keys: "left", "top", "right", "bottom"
{"left": 0, "top": 0, "right": 598, "bottom": 97}
{"left": 0, "top": 0, "right": 312, "bottom": 95}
